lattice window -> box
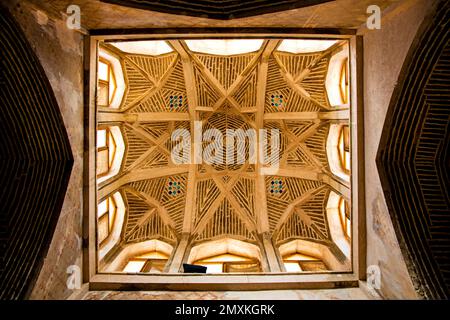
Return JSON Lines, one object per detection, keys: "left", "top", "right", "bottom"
{"left": 97, "top": 58, "right": 117, "bottom": 107}
{"left": 97, "top": 127, "right": 117, "bottom": 178}
{"left": 123, "top": 251, "right": 169, "bottom": 273}
{"left": 193, "top": 253, "right": 261, "bottom": 274}
{"left": 338, "top": 125, "right": 350, "bottom": 174}
{"left": 283, "top": 252, "right": 328, "bottom": 272}
{"left": 97, "top": 196, "right": 117, "bottom": 245}
{"left": 339, "top": 57, "right": 349, "bottom": 105}
{"left": 338, "top": 197, "right": 351, "bottom": 239}
{"left": 269, "top": 177, "right": 284, "bottom": 195}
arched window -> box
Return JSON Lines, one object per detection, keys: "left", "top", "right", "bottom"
{"left": 326, "top": 124, "right": 350, "bottom": 183}
{"left": 283, "top": 252, "right": 328, "bottom": 272}
{"left": 97, "top": 127, "right": 116, "bottom": 178}
{"left": 339, "top": 58, "right": 349, "bottom": 105}
{"left": 193, "top": 253, "right": 261, "bottom": 273}
{"left": 338, "top": 125, "right": 350, "bottom": 174}
{"left": 338, "top": 197, "right": 351, "bottom": 239}
{"left": 123, "top": 251, "right": 169, "bottom": 273}
{"left": 188, "top": 238, "right": 263, "bottom": 273}
{"left": 97, "top": 196, "right": 117, "bottom": 245}
{"left": 97, "top": 58, "right": 117, "bottom": 107}
{"left": 325, "top": 42, "right": 350, "bottom": 107}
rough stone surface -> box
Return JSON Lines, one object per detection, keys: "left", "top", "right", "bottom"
{"left": 81, "top": 288, "right": 370, "bottom": 300}
{"left": 22, "top": 0, "right": 396, "bottom": 29}
{"left": 2, "top": 0, "right": 85, "bottom": 300}
{"left": 359, "top": 0, "right": 436, "bottom": 299}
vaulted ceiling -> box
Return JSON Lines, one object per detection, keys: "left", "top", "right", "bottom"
{"left": 97, "top": 39, "right": 350, "bottom": 265}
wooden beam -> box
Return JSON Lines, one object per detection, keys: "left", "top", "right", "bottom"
{"left": 192, "top": 174, "right": 240, "bottom": 234}
{"left": 166, "top": 233, "right": 190, "bottom": 273}
{"left": 320, "top": 173, "right": 350, "bottom": 200}
{"left": 121, "top": 51, "right": 180, "bottom": 112}
{"left": 273, "top": 53, "right": 329, "bottom": 110}
{"left": 273, "top": 167, "right": 321, "bottom": 181}
{"left": 124, "top": 145, "right": 159, "bottom": 172}
{"left": 192, "top": 193, "right": 226, "bottom": 234}
{"left": 196, "top": 106, "right": 214, "bottom": 112}
{"left": 89, "top": 271, "right": 359, "bottom": 291}
{"left": 225, "top": 41, "right": 267, "bottom": 96}
{"left": 98, "top": 166, "right": 189, "bottom": 199}
{"left": 124, "top": 56, "right": 158, "bottom": 86}
{"left": 293, "top": 40, "right": 347, "bottom": 83}
{"left": 255, "top": 40, "right": 280, "bottom": 234}
{"left": 272, "top": 185, "right": 326, "bottom": 237}
{"left": 166, "top": 40, "right": 190, "bottom": 61}
{"left": 176, "top": 41, "right": 199, "bottom": 234}
{"left": 122, "top": 208, "right": 156, "bottom": 238}
{"left": 182, "top": 166, "right": 196, "bottom": 233}
{"left": 296, "top": 208, "right": 329, "bottom": 240}
{"left": 211, "top": 175, "right": 257, "bottom": 233}
{"left": 125, "top": 187, "right": 177, "bottom": 230}
{"left": 261, "top": 232, "right": 282, "bottom": 272}
{"left": 264, "top": 109, "right": 349, "bottom": 121}
{"left": 97, "top": 112, "right": 190, "bottom": 123}
{"left": 278, "top": 118, "right": 325, "bottom": 170}
{"left": 123, "top": 124, "right": 172, "bottom": 162}
{"left": 174, "top": 39, "right": 259, "bottom": 129}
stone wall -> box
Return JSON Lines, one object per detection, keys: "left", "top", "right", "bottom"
{"left": 360, "top": 0, "right": 437, "bottom": 299}
{"left": 1, "top": 0, "right": 85, "bottom": 300}
{"left": 24, "top": 0, "right": 396, "bottom": 29}
{"left": 79, "top": 288, "right": 372, "bottom": 300}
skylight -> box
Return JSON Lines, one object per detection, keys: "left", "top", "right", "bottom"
{"left": 110, "top": 40, "right": 174, "bottom": 55}
{"left": 185, "top": 39, "right": 264, "bottom": 55}
{"left": 92, "top": 36, "right": 356, "bottom": 282}
{"left": 277, "top": 39, "right": 338, "bottom": 53}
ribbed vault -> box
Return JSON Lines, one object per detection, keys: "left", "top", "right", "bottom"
{"left": 97, "top": 38, "right": 351, "bottom": 272}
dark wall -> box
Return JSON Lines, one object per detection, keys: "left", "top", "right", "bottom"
{"left": 377, "top": 1, "right": 450, "bottom": 299}
{"left": 101, "top": 0, "right": 333, "bottom": 19}
{"left": 0, "top": 6, "right": 73, "bottom": 299}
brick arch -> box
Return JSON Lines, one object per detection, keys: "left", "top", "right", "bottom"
{"left": 0, "top": 7, "right": 73, "bottom": 299}
{"left": 377, "top": 1, "right": 450, "bottom": 299}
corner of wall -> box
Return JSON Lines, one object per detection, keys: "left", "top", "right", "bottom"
{"left": 3, "top": 0, "right": 85, "bottom": 300}
{"left": 358, "top": 0, "right": 437, "bottom": 299}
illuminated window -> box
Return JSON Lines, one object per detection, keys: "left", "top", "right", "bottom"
{"left": 97, "top": 196, "right": 117, "bottom": 245}
{"left": 277, "top": 39, "right": 337, "bottom": 54}
{"left": 338, "top": 125, "right": 350, "bottom": 174}
{"left": 185, "top": 39, "right": 264, "bottom": 55}
{"left": 339, "top": 197, "right": 351, "bottom": 239}
{"left": 193, "top": 253, "right": 261, "bottom": 273}
{"left": 283, "top": 253, "right": 328, "bottom": 272}
{"left": 110, "top": 40, "right": 173, "bottom": 55}
{"left": 123, "top": 251, "right": 169, "bottom": 273}
{"left": 97, "top": 127, "right": 117, "bottom": 178}
{"left": 97, "top": 58, "right": 117, "bottom": 107}
{"left": 339, "top": 58, "right": 349, "bottom": 105}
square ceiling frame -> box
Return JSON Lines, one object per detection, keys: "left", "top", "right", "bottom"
{"left": 83, "top": 28, "right": 365, "bottom": 291}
